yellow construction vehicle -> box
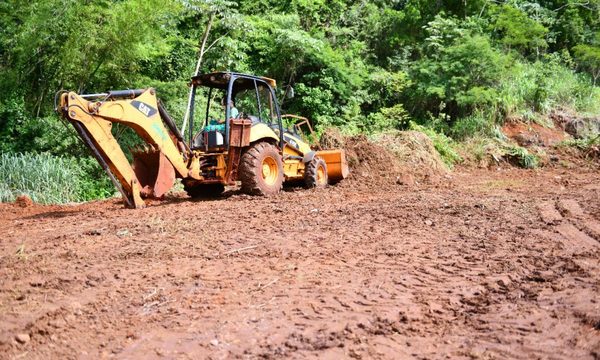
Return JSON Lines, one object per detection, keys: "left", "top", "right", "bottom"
{"left": 57, "top": 72, "right": 348, "bottom": 208}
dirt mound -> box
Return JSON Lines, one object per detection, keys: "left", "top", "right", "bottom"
{"left": 374, "top": 131, "right": 448, "bottom": 176}
{"left": 499, "top": 115, "right": 599, "bottom": 167}
{"left": 319, "top": 127, "right": 345, "bottom": 149}
{"left": 341, "top": 134, "right": 405, "bottom": 186}
{"left": 14, "top": 195, "right": 33, "bottom": 208}
{"left": 320, "top": 129, "right": 446, "bottom": 187}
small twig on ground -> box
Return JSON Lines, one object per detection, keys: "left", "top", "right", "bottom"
{"left": 332, "top": 253, "right": 347, "bottom": 263}
{"left": 253, "top": 278, "right": 279, "bottom": 292}
{"left": 143, "top": 288, "right": 158, "bottom": 301}
{"left": 141, "top": 299, "right": 174, "bottom": 315}
{"left": 224, "top": 245, "right": 258, "bottom": 256}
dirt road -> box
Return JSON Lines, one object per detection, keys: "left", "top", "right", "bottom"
{"left": 1, "top": 167, "right": 599, "bottom": 359}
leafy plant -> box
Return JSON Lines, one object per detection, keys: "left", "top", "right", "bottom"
{"left": 491, "top": 4, "right": 549, "bottom": 56}
{"left": 503, "top": 145, "right": 539, "bottom": 169}
{"left": 410, "top": 14, "right": 508, "bottom": 122}
{"left": 573, "top": 32, "right": 600, "bottom": 86}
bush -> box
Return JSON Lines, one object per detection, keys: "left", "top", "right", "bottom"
{"left": 364, "top": 104, "right": 409, "bottom": 134}
{"left": 410, "top": 15, "right": 508, "bottom": 121}
{"left": 76, "top": 157, "right": 115, "bottom": 201}
{"left": 0, "top": 153, "right": 114, "bottom": 204}
{"left": 450, "top": 112, "right": 495, "bottom": 140}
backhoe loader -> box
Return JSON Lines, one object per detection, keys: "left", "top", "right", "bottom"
{"left": 57, "top": 72, "right": 348, "bottom": 208}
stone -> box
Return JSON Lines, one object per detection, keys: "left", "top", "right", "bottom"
{"left": 15, "top": 333, "right": 30, "bottom": 344}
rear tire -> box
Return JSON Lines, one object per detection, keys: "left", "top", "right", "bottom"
{"left": 239, "top": 142, "right": 284, "bottom": 195}
{"left": 184, "top": 183, "right": 225, "bottom": 198}
{"left": 304, "top": 157, "right": 328, "bottom": 188}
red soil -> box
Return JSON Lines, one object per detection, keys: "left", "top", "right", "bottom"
{"left": 1, "top": 165, "right": 599, "bottom": 359}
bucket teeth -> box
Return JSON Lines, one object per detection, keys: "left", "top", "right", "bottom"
{"left": 131, "top": 144, "right": 160, "bottom": 156}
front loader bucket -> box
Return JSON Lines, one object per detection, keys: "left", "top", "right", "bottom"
{"left": 316, "top": 149, "right": 349, "bottom": 184}
{"left": 132, "top": 150, "right": 176, "bottom": 198}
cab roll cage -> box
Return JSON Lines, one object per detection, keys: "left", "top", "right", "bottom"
{"left": 187, "top": 73, "right": 285, "bottom": 150}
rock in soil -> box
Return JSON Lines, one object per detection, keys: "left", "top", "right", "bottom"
{"left": 15, "top": 333, "right": 30, "bottom": 344}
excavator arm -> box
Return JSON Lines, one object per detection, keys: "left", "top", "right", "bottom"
{"left": 58, "top": 88, "right": 197, "bottom": 208}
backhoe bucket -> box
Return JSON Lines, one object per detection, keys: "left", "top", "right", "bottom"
{"left": 132, "top": 150, "right": 176, "bottom": 198}
{"left": 316, "top": 149, "right": 349, "bottom": 184}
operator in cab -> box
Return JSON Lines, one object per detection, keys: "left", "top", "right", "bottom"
{"left": 221, "top": 97, "right": 239, "bottom": 121}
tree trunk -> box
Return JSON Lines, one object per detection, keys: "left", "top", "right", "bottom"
{"left": 181, "top": 12, "right": 216, "bottom": 137}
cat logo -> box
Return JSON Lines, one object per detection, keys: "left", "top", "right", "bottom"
{"left": 131, "top": 100, "right": 157, "bottom": 118}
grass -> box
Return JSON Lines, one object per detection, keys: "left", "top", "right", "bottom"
{"left": 454, "top": 133, "right": 541, "bottom": 169}
{"left": 0, "top": 152, "right": 114, "bottom": 204}
{"left": 0, "top": 152, "right": 81, "bottom": 204}
{"left": 15, "top": 243, "right": 27, "bottom": 261}
{"left": 449, "top": 112, "right": 495, "bottom": 140}
{"left": 457, "top": 137, "right": 503, "bottom": 165}
{"left": 496, "top": 56, "right": 600, "bottom": 120}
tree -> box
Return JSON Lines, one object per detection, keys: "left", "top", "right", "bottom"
{"left": 492, "top": 5, "right": 549, "bottom": 57}
{"left": 410, "top": 15, "right": 507, "bottom": 122}
{"left": 573, "top": 33, "right": 600, "bottom": 86}
{"left": 0, "top": 0, "right": 180, "bottom": 117}
{"left": 179, "top": 0, "right": 241, "bottom": 136}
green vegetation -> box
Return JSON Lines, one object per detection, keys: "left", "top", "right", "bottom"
{"left": 0, "top": 153, "right": 113, "bottom": 204}
{"left": 409, "top": 123, "right": 463, "bottom": 167}
{"left": 1, "top": 1, "right": 599, "bottom": 202}
{"left": 503, "top": 145, "right": 540, "bottom": 169}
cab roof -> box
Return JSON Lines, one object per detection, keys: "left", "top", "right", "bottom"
{"left": 191, "top": 72, "right": 277, "bottom": 90}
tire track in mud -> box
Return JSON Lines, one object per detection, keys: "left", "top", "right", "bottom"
{"left": 538, "top": 199, "right": 600, "bottom": 252}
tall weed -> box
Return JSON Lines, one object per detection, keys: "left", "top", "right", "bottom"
{"left": 497, "top": 55, "right": 600, "bottom": 119}
{"left": 0, "top": 153, "right": 113, "bottom": 204}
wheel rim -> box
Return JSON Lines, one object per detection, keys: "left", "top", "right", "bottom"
{"left": 261, "top": 156, "right": 279, "bottom": 185}
{"left": 317, "top": 164, "right": 326, "bottom": 185}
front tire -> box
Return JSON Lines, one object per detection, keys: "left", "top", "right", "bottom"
{"left": 304, "top": 157, "right": 328, "bottom": 188}
{"left": 239, "top": 142, "right": 284, "bottom": 195}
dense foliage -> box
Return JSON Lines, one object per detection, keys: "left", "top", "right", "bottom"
{"left": 0, "top": 0, "right": 599, "bottom": 201}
